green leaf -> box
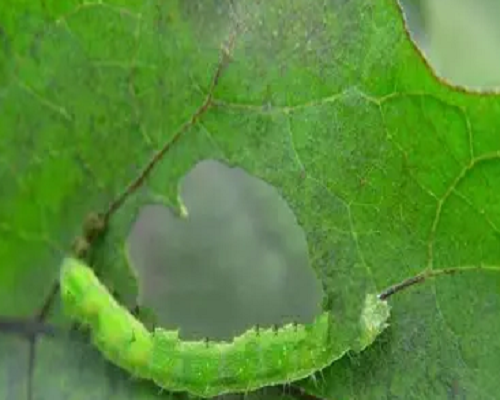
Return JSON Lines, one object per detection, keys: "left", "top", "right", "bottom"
{"left": 1, "top": 0, "right": 499, "bottom": 399}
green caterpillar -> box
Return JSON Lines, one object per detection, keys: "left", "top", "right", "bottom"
{"left": 60, "top": 257, "right": 390, "bottom": 397}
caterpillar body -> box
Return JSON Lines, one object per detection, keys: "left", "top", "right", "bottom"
{"left": 60, "top": 257, "right": 390, "bottom": 397}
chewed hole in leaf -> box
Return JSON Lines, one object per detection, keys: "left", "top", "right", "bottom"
{"left": 399, "top": 0, "right": 500, "bottom": 90}
{"left": 126, "top": 159, "right": 324, "bottom": 341}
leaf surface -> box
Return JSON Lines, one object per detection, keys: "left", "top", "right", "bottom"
{"left": 1, "top": 0, "right": 499, "bottom": 399}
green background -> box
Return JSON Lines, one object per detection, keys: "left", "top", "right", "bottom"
{"left": 1, "top": 0, "right": 500, "bottom": 399}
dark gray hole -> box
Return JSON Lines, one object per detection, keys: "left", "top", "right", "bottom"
{"left": 126, "top": 159, "right": 323, "bottom": 341}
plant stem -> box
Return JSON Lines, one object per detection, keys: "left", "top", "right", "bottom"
{"left": 378, "top": 264, "right": 499, "bottom": 300}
